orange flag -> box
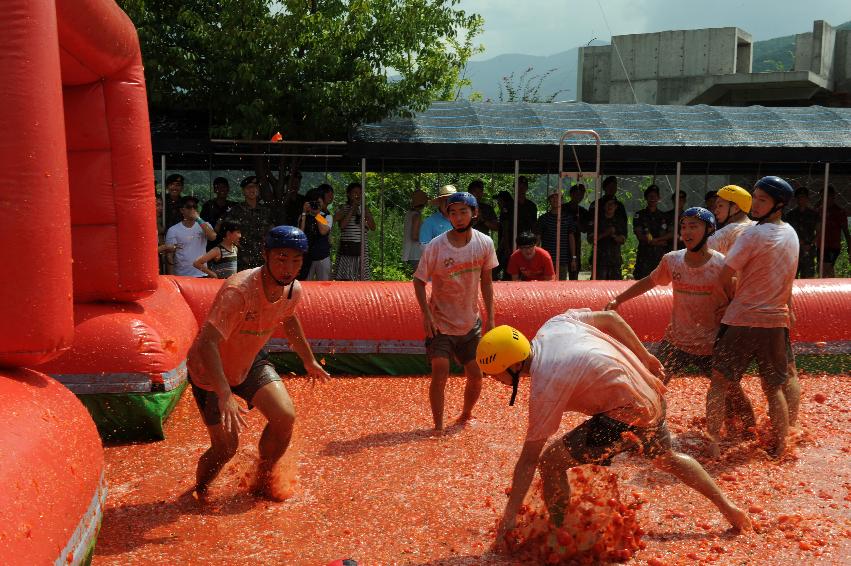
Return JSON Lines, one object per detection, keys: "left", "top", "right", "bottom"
{"left": 271, "top": 131, "right": 283, "bottom": 142}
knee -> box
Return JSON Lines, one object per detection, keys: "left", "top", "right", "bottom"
{"left": 212, "top": 440, "right": 239, "bottom": 463}
{"left": 269, "top": 405, "right": 296, "bottom": 434}
{"left": 431, "top": 360, "right": 450, "bottom": 381}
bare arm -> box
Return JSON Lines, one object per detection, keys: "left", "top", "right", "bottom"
{"left": 718, "top": 265, "right": 736, "bottom": 301}
{"left": 282, "top": 315, "right": 329, "bottom": 382}
{"left": 410, "top": 213, "right": 422, "bottom": 242}
{"left": 606, "top": 276, "right": 658, "bottom": 310}
{"left": 413, "top": 277, "right": 436, "bottom": 338}
{"left": 197, "top": 323, "right": 248, "bottom": 433}
{"left": 581, "top": 310, "right": 664, "bottom": 379}
{"left": 193, "top": 248, "right": 222, "bottom": 279}
{"left": 497, "top": 439, "right": 546, "bottom": 545}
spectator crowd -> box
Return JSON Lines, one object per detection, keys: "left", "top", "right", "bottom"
{"left": 157, "top": 172, "right": 849, "bottom": 282}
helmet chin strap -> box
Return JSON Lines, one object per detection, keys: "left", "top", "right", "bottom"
{"left": 264, "top": 263, "right": 293, "bottom": 287}
{"left": 507, "top": 368, "right": 520, "bottom": 406}
{"left": 685, "top": 226, "right": 711, "bottom": 252}
{"left": 751, "top": 202, "right": 783, "bottom": 225}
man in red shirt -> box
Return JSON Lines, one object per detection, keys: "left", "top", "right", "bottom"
{"left": 507, "top": 232, "right": 556, "bottom": 281}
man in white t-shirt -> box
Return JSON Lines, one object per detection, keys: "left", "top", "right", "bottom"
{"left": 414, "top": 191, "right": 498, "bottom": 432}
{"left": 166, "top": 195, "right": 217, "bottom": 277}
{"left": 607, "top": 207, "right": 754, "bottom": 444}
{"left": 708, "top": 176, "right": 800, "bottom": 459}
{"left": 708, "top": 184, "right": 755, "bottom": 254}
{"left": 476, "top": 311, "right": 751, "bottom": 547}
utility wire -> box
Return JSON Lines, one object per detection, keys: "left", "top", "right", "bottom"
{"left": 595, "top": 0, "right": 639, "bottom": 104}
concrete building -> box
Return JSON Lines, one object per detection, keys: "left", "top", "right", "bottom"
{"left": 578, "top": 20, "right": 851, "bottom": 107}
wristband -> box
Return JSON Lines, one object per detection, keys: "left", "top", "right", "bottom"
{"left": 196, "top": 218, "right": 204, "bottom": 226}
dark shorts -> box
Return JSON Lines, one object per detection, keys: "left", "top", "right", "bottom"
{"left": 562, "top": 413, "right": 672, "bottom": 466}
{"left": 657, "top": 340, "right": 712, "bottom": 376}
{"left": 822, "top": 248, "right": 841, "bottom": 264}
{"left": 712, "top": 324, "right": 794, "bottom": 387}
{"left": 425, "top": 318, "right": 482, "bottom": 365}
{"left": 189, "top": 350, "right": 281, "bottom": 426}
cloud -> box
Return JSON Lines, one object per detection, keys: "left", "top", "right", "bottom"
{"left": 462, "top": 0, "right": 850, "bottom": 60}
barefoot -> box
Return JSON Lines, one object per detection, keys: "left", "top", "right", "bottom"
{"left": 430, "top": 426, "right": 444, "bottom": 437}
{"left": 457, "top": 412, "right": 473, "bottom": 423}
{"left": 722, "top": 505, "right": 752, "bottom": 531}
{"left": 250, "top": 476, "right": 287, "bottom": 502}
{"left": 179, "top": 485, "right": 210, "bottom": 505}
{"left": 766, "top": 440, "right": 786, "bottom": 459}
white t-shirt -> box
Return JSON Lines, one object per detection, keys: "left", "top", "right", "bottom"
{"left": 526, "top": 309, "right": 665, "bottom": 442}
{"left": 722, "top": 222, "right": 799, "bottom": 328}
{"left": 650, "top": 250, "right": 728, "bottom": 355}
{"left": 414, "top": 230, "right": 499, "bottom": 335}
{"left": 707, "top": 219, "right": 755, "bottom": 254}
{"left": 166, "top": 221, "right": 209, "bottom": 277}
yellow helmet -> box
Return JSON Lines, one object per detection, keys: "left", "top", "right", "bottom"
{"left": 716, "top": 185, "right": 752, "bottom": 213}
{"left": 476, "top": 325, "right": 531, "bottom": 375}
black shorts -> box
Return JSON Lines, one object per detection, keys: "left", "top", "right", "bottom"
{"left": 712, "top": 324, "right": 794, "bottom": 387}
{"left": 425, "top": 318, "right": 482, "bottom": 365}
{"left": 562, "top": 413, "right": 672, "bottom": 466}
{"left": 657, "top": 340, "right": 712, "bottom": 376}
{"left": 189, "top": 350, "right": 281, "bottom": 426}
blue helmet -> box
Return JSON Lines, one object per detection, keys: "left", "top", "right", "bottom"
{"left": 681, "top": 206, "right": 716, "bottom": 232}
{"left": 754, "top": 176, "right": 794, "bottom": 206}
{"left": 265, "top": 225, "right": 308, "bottom": 253}
{"left": 446, "top": 191, "right": 478, "bottom": 210}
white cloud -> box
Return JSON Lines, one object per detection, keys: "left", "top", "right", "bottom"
{"left": 461, "top": 0, "right": 850, "bottom": 60}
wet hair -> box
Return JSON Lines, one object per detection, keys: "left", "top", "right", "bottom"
{"left": 644, "top": 184, "right": 660, "bottom": 198}
{"left": 516, "top": 231, "right": 537, "bottom": 247}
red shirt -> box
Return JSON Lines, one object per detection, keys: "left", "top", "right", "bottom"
{"left": 507, "top": 247, "right": 555, "bottom": 281}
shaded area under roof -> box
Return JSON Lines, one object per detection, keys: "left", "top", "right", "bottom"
{"left": 152, "top": 102, "right": 851, "bottom": 175}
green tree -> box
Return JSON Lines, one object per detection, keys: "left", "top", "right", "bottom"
{"left": 119, "top": 0, "right": 482, "bottom": 141}
{"left": 497, "top": 66, "right": 566, "bottom": 103}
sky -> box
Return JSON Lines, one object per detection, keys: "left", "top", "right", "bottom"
{"left": 460, "top": 0, "right": 850, "bottom": 60}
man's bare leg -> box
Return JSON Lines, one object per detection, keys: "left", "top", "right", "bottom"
{"left": 251, "top": 381, "right": 296, "bottom": 500}
{"left": 429, "top": 357, "right": 451, "bottom": 432}
{"left": 653, "top": 451, "right": 751, "bottom": 530}
{"left": 458, "top": 359, "right": 483, "bottom": 422}
{"left": 725, "top": 382, "right": 757, "bottom": 439}
{"left": 762, "top": 381, "right": 789, "bottom": 458}
{"left": 194, "top": 423, "right": 239, "bottom": 499}
{"left": 783, "top": 362, "right": 801, "bottom": 433}
{"left": 705, "top": 371, "right": 729, "bottom": 458}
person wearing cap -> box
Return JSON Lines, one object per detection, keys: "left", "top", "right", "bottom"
{"left": 164, "top": 173, "right": 186, "bottom": 228}
{"left": 413, "top": 191, "right": 498, "bottom": 433}
{"left": 201, "top": 177, "right": 236, "bottom": 251}
{"left": 402, "top": 188, "right": 428, "bottom": 270}
{"left": 186, "top": 226, "right": 329, "bottom": 502}
{"left": 707, "top": 176, "right": 800, "bottom": 459}
{"left": 707, "top": 184, "right": 754, "bottom": 254}
{"left": 476, "top": 313, "right": 751, "bottom": 548}
{"left": 164, "top": 195, "right": 217, "bottom": 277}
{"left": 419, "top": 184, "right": 456, "bottom": 245}
{"left": 230, "top": 176, "right": 272, "bottom": 271}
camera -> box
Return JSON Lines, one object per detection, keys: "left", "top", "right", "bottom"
{"left": 309, "top": 200, "right": 320, "bottom": 211}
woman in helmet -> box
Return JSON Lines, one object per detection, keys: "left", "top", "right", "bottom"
{"left": 186, "top": 225, "right": 330, "bottom": 502}
{"left": 413, "top": 191, "right": 498, "bottom": 432}
{"left": 476, "top": 312, "right": 751, "bottom": 547}
{"left": 708, "top": 176, "right": 800, "bottom": 459}
{"left": 708, "top": 184, "right": 754, "bottom": 254}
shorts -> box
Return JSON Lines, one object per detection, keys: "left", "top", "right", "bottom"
{"left": 822, "top": 248, "right": 841, "bottom": 264}
{"left": 189, "top": 350, "right": 281, "bottom": 426}
{"left": 712, "top": 324, "right": 794, "bottom": 387}
{"left": 656, "top": 340, "right": 712, "bottom": 376}
{"left": 425, "top": 318, "right": 482, "bottom": 365}
{"left": 562, "top": 413, "right": 672, "bottom": 466}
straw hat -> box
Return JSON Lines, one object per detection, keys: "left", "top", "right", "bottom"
{"left": 411, "top": 189, "right": 428, "bottom": 208}
{"left": 432, "top": 184, "right": 457, "bottom": 204}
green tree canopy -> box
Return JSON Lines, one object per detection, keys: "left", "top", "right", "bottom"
{"left": 119, "top": 0, "right": 482, "bottom": 140}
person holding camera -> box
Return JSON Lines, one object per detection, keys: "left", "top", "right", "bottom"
{"left": 334, "top": 182, "right": 375, "bottom": 280}
{"left": 298, "top": 184, "right": 334, "bottom": 280}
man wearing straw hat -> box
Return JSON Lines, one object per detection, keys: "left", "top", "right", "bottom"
{"left": 419, "top": 184, "right": 456, "bottom": 245}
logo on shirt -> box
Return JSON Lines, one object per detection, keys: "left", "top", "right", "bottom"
{"left": 672, "top": 272, "right": 682, "bottom": 281}
{"left": 244, "top": 310, "right": 259, "bottom": 321}
{"left": 443, "top": 258, "right": 455, "bottom": 268}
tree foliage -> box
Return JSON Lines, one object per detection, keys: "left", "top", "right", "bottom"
{"left": 119, "top": 0, "right": 483, "bottom": 139}
{"left": 497, "top": 66, "right": 565, "bottom": 103}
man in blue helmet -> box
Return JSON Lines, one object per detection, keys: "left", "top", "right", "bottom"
{"left": 186, "top": 225, "right": 329, "bottom": 501}
{"left": 707, "top": 176, "right": 800, "bottom": 459}
{"left": 414, "top": 191, "right": 498, "bottom": 433}
{"left": 606, "top": 208, "right": 752, "bottom": 449}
